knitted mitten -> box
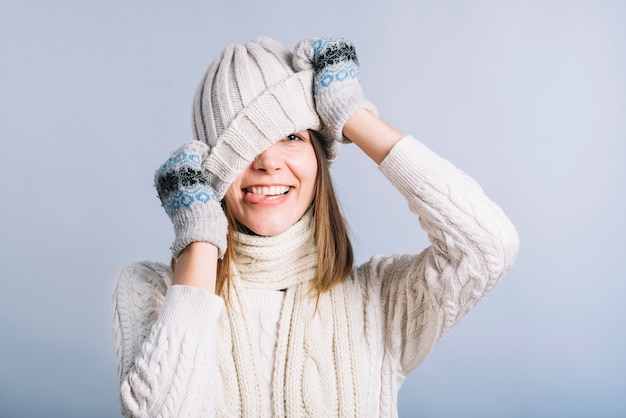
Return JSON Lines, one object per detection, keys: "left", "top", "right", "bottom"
{"left": 154, "top": 140, "right": 227, "bottom": 258}
{"left": 293, "top": 37, "right": 377, "bottom": 143}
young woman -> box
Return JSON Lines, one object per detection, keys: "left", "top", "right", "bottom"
{"left": 112, "top": 37, "right": 519, "bottom": 417}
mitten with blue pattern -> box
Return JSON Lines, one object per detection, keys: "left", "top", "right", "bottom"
{"left": 293, "top": 37, "right": 377, "bottom": 143}
{"left": 154, "top": 141, "right": 227, "bottom": 258}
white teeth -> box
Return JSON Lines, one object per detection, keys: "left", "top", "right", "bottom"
{"left": 248, "top": 186, "right": 289, "bottom": 196}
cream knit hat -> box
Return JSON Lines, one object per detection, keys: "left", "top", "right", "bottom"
{"left": 193, "top": 37, "right": 331, "bottom": 199}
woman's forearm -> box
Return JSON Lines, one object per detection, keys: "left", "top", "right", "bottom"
{"left": 172, "top": 242, "right": 219, "bottom": 293}
{"left": 342, "top": 109, "right": 405, "bottom": 165}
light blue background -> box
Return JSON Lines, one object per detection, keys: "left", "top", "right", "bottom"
{"left": 1, "top": 0, "right": 624, "bottom": 416}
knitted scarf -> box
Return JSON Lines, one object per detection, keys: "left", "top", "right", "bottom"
{"left": 215, "top": 213, "right": 362, "bottom": 417}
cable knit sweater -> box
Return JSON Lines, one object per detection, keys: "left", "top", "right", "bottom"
{"left": 112, "top": 136, "right": 519, "bottom": 417}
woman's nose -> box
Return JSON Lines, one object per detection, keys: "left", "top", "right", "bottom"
{"left": 252, "top": 143, "right": 282, "bottom": 173}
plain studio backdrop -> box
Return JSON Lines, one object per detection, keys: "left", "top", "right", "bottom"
{"left": 1, "top": 0, "right": 624, "bottom": 416}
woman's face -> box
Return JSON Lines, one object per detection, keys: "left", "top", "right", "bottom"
{"left": 224, "top": 129, "right": 318, "bottom": 237}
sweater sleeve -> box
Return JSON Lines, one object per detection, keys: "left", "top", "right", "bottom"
{"left": 111, "top": 261, "right": 224, "bottom": 417}
{"left": 358, "top": 135, "right": 519, "bottom": 376}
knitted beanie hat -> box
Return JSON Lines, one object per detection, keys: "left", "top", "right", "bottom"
{"left": 193, "top": 37, "right": 335, "bottom": 200}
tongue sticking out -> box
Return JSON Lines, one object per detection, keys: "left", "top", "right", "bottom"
{"left": 244, "top": 192, "right": 267, "bottom": 203}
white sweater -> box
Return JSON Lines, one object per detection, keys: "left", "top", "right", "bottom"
{"left": 112, "top": 136, "right": 519, "bottom": 417}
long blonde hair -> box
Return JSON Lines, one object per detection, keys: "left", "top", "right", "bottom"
{"left": 216, "top": 130, "right": 354, "bottom": 299}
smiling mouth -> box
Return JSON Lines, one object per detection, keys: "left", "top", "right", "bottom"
{"left": 243, "top": 185, "right": 291, "bottom": 202}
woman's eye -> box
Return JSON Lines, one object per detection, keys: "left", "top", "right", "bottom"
{"left": 286, "top": 134, "right": 301, "bottom": 141}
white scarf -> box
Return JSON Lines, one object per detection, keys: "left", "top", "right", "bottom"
{"left": 215, "top": 212, "right": 363, "bottom": 417}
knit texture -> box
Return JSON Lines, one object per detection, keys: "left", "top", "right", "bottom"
{"left": 154, "top": 141, "right": 227, "bottom": 258}
{"left": 216, "top": 211, "right": 362, "bottom": 416}
{"left": 192, "top": 37, "right": 330, "bottom": 199}
{"left": 112, "top": 135, "right": 520, "bottom": 417}
{"left": 293, "top": 37, "right": 378, "bottom": 144}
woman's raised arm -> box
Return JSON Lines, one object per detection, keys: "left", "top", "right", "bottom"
{"left": 343, "top": 109, "right": 404, "bottom": 165}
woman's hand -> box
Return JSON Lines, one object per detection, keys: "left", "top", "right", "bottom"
{"left": 293, "top": 37, "right": 377, "bottom": 144}
{"left": 154, "top": 140, "right": 228, "bottom": 260}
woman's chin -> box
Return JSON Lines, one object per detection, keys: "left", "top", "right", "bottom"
{"left": 241, "top": 215, "right": 297, "bottom": 237}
